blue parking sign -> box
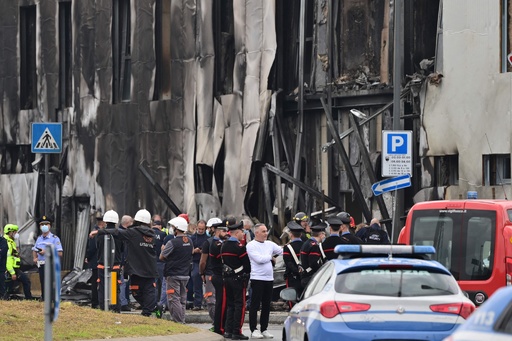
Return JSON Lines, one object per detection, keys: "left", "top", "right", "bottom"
{"left": 382, "top": 130, "right": 412, "bottom": 177}
{"left": 386, "top": 132, "right": 409, "bottom": 154}
{"left": 31, "top": 123, "right": 62, "bottom": 154}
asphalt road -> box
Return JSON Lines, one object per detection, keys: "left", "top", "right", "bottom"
{"left": 190, "top": 323, "right": 283, "bottom": 339}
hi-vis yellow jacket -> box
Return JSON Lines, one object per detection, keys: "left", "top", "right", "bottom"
{"left": 4, "top": 234, "right": 20, "bottom": 275}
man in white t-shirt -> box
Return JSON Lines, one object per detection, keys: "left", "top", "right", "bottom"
{"left": 246, "top": 224, "right": 282, "bottom": 339}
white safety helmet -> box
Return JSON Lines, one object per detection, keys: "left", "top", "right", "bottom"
{"left": 168, "top": 216, "right": 188, "bottom": 232}
{"left": 103, "top": 210, "right": 119, "bottom": 224}
{"left": 134, "top": 209, "right": 151, "bottom": 224}
{"left": 206, "top": 217, "right": 222, "bottom": 227}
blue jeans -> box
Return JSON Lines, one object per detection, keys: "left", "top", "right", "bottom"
{"left": 119, "top": 269, "right": 128, "bottom": 306}
{"left": 188, "top": 262, "right": 203, "bottom": 307}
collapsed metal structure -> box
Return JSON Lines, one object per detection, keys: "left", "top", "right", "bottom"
{"left": 0, "top": 0, "right": 440, "bottom": 270}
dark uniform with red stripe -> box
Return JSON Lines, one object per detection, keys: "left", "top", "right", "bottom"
{"left": 283, "top": 221, "right": 305, "bottom": 300}
{"left": 300, "top": 223, "right": 326, "bottom": 288}
{"left": 221, "top": 229, "right": 251, "bottom": 339}
{"left": 204, "top": 236, "right": 225, "bottom": 334}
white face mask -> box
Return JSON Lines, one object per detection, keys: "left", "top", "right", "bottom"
{"left": 14, "top": 233, "right": 20, "bottom": 240}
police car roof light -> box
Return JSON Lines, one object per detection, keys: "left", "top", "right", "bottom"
{"left": 334, "top": 244, "right": 436, "bottom": 255}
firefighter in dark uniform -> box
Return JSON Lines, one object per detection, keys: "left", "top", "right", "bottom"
{"left": 300, "top": 222, "right": 326, "bottom": 288}
{"left": 96, "top": 210, "right": 124, "bottom": 312}
{"left": 93, "top": 209, "right": 161, "bottom": 317}
{"left": 221, "top": 219, "right": 251, "bottom": 340}
{"left": 282, "top": 221, "right": 304, "bottom": 305}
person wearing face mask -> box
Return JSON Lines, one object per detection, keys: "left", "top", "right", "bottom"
{"left": 4, "top": 224, "right": 33, "bottom": 300}
{"left": 32, "top": 216, "right": 63, "bottom": 300}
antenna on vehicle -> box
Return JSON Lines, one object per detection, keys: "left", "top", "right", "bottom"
{"left": 485, "top": 133, "right": 508, "bottom": 200}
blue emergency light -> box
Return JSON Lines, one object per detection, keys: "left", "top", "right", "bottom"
{"left": 334, "top": 244, "right": 436, "bottom": 255}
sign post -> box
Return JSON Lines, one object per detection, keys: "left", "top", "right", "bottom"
{"left": 372, "top": 174, "right": 411, "bottom": 243}
{"left": 44, "top": 244, "right": 61, "bottom": 341}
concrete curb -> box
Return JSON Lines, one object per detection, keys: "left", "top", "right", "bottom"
{"left": 183, "top": 311, "right": 289, "bottom": 324}
{"left": 85, "top": 330, "right": 224, "bottom": 341}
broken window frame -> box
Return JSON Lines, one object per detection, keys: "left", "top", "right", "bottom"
{"left": 501, "top": 0, "right": 512, "bottom": 73}
{"left": 112, "top": 0, "right": 132, "bottom": 103}
{"left": 59, "top": 1, "right": 72, "bottom": 109}
{"left": 20, "top": 5, "right": 37, "bottom": 110}
{"left": 434, "top": 155, "right": 459, "bottom": 186}
{"left": 483, "top": 154, "right": 511, "bottom": 186}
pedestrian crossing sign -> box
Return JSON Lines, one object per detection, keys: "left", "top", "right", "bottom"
{"left": 31, "top": 123, "right": 62, "bottom": 154}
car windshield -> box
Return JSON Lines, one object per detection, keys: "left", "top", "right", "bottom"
{"left": 334, "top": 267, "right": 459, "bottom": 297}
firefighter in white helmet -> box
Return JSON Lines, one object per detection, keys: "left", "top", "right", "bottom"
{"left": 160, "top": 216, "right": 193, "bottom": 323}
{"left": 91, "top": 209, "right": 162, "bottom": 317}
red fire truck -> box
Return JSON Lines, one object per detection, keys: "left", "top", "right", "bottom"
{"left": 398, "top": 199, "right": 512, "bottom": 306}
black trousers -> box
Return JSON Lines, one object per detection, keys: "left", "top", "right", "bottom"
{"left": 212, "top": 274, "right": 225, "bottom": 333}
{"left": 130, "top": 274, "right": 156, "bottom": 316}
{"left": 286, "top": 275, "right": 303, "bottom": 307}
{"left": 248, "top": 279, "right": 274, "bottom": 333}
{"left": 5, "top": 269, "right": 32, "bottom": 299}
{"left": 38, "top": 265, "right": 45, "bottom": 300}
{"left": 222, "top": 277, "right": 247, "bottom": 336}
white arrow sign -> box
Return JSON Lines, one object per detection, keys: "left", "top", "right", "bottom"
{"left": 372, "top": 174, "right": 411, "bottom": 196}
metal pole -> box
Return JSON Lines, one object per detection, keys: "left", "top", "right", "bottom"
{"left": 392, "top": 0, "right": 404, "bottom": 241}
{"left": 44, "top": 245, "right": 53, "bottom": 341}
{"left": 44, "top": 154, "right": 49, "bottom": 214}
{"left": 104, "top": 235, "right": 110, "bottom": 312}
{"left": 292, "top": 0, "right": 307, "bottom": 213}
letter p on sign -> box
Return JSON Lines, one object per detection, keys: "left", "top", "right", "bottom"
{"left": 387, "top": 133, "right": 408, "bottom": 154}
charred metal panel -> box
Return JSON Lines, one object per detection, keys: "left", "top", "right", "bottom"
{"left": 336, "top": 0, "right": 386, "bottom": 88}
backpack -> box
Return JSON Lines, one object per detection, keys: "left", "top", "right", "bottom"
{"left": 363, "top": 228, "right": 388, "bottom": 244}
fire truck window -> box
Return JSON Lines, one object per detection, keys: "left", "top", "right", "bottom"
{"left": 465, "top": 217, "right": 493, "bottom": 280}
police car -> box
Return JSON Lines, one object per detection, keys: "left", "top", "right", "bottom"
{"left": 280, "top": 245, "right": 475, "bottom": 341}
{"left": 444, "top": 285, "right": 512, "bottom": 341}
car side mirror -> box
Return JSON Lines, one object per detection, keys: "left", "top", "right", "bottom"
{"left": 280, "top": 287, "right": 297, "bottom": 302}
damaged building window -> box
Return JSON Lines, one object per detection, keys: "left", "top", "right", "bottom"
{"left": 484, "top": 154, "right": 511, "bottom": 185}
{"left": 435, "top": 155, "right": 459, "bottom": 186}
{"left": 153, "top": 0, "right": 171, "bottom": 100}
{"left": 112, "top": 0, "right": 131, "bottom": 103}
{"left": 20, "top": 5, "right": 37, "bottom": 110}
{"left": 502, "top": 0, "right": 512, "bottom": 72}
{"left": 59, "top": 1, "right": 72, "bottom": 108}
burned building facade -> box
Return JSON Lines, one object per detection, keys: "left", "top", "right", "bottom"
{"left": 1, "top": 0, "right": 444, "bottom": 270}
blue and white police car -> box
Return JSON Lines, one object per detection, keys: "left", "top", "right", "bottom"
{"left": 445, "top": 285, "right": 512, "bottom": 341}
{"left": 280, "top": 245, "right": 475, "bottom": 341}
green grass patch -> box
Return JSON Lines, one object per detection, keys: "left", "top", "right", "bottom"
{"left": 0, "top": 300, "right": 198, "bottom": 340}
